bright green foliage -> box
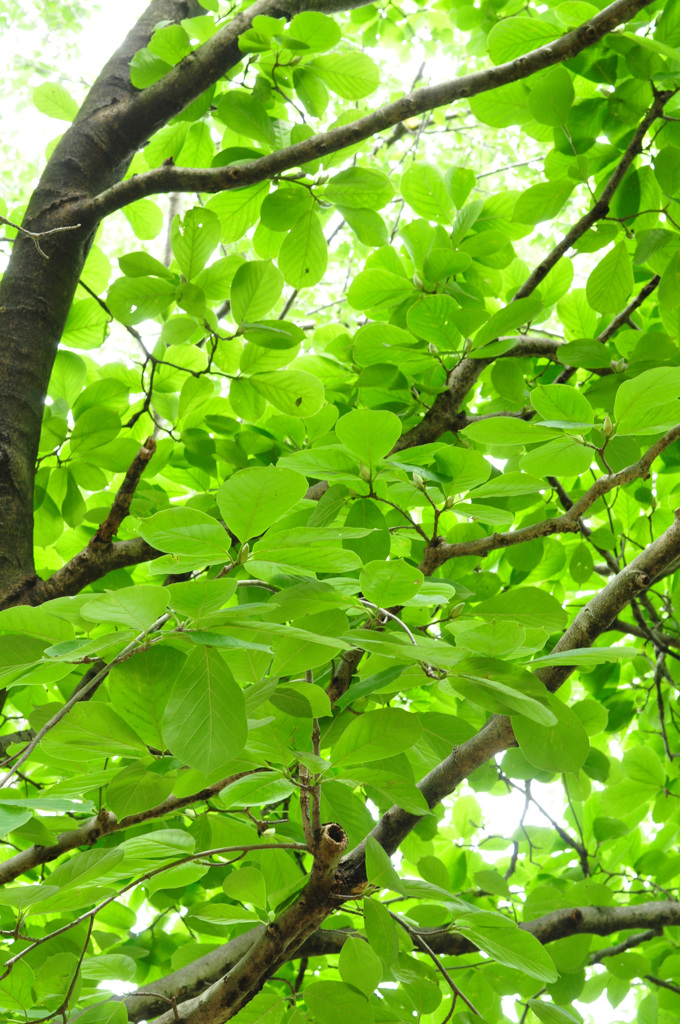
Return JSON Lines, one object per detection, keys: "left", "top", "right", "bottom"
{"left": 6, "top": 1, "right": 680, "bottom": 1024}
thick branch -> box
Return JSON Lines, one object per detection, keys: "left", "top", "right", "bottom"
{"left": 150, "top": 823, "right": 348, "bottom": 1024}
{"left": 126, "top": 901, "right": 680, "bottom": 1020}
{"left": 13, "top": 438, "right": 162, "bottom": 607}
{"left": 86, "top": 0, "right": 656, "bottom": 218}
{"left": 0, "top": 771, "right": 259, "bottom": 886}
{"left": 337, "top": 508, "right": 680, "bottom": 888}
{"left": 419, "top": 424, "right": 680, "bottom": 573}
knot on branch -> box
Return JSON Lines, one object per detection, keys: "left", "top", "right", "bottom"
{"left": 635, "top": 573, "right": 651, "bottom": 588}
{"left": 310, "top": 822, "right": 348, "bottom": 885}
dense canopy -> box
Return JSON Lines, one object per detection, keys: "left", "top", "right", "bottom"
{"left": 2, "top": 1, "right": 680, "bottom": 1023}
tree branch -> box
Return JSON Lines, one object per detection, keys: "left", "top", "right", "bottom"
{"left": 85, "top": 0, "right": 657, "bottom": 219}
{"left": 0, "top": 770, "right": 263, "bottom": 886}
{"left": 125, "top": 901, "right": 680, "bottom": 1020}
{"left": 418, "top": 425, "right": 680, "bottom": 573}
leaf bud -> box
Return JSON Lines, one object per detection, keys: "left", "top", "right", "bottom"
{"left": 603, "top": 415, "right": 613, "bottom": 437}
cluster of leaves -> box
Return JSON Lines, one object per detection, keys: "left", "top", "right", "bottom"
{"left": 5, "top": 0, "right": 680, "bottom": 1023}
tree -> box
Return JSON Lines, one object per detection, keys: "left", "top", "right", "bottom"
{"left": 2, "top": 0, "right": 680, "bottom": 1020}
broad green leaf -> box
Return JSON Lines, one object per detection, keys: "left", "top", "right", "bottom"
{"left": 33, "top": 81, "right": 78, "bottom": 120}
{"left": 363, "top": 897, "right": 399, "bottom": 965}
{"left": 529, "top": 66, "right": 574, "bottom": 125}
{"left": 473, "top": 296, "right": 543, "bottom": 348}
{"left": 401, "top": 163, "right": 454, "bottom": 224}
{"left": 43, "top": 703, "right": 147, "bottom": 759}
{"left": 527, "top": 1000, "right": 580, "bottom": 1024}
{"left": 586, "top": 242, "right": 634, "bottom": 313}
{"left": 171, "top": 208, "right": 221, "bottom": 280}
{"left": 249, "top": 369, "right": 324, "bottom": 417}
{"left": 310, "top": 52, "right": 379, "bottom": 99}
{"left": 513, "top": 693, "right": 590, "bottom": 775}
{"left": 325, "top": 168, "right": 393, "bottom": 210}
{"left": 348, "top": 269, "right": 414, "bottom": 310}
{"left": 230, "top": 260, "right": 284, "bottom": 323}
{"left": 81, "top": 585, "right": 169, "bottom": 631}
{"left": 107, "top": 651, "right": 185, "bottom": 753}
{"left": 335, "top": 408, "right": 401, "bottom": 469}
{"left": 338, "top": 936, "right": 382, "bottom": 996}
{"left": 530, "top": 383, "right": 594, "bottom": 425}
{"left": 457, "top": 918, "right": 558, "bottom": 982}
{"left": 162, "top": 647, "right": 248, "bottom": 773}
{"left": 460, "top": 418, "right": 558, "bottom": 447}
{"left": 71, "top": 408, "right": 120, "bottom": 453}
{"left": 333, "top": 708, "right": 422, "bottom": 766}
{"left": 139, "top": 508, "right": 232, "bottom": 561}
{"left": 475, "top": 587, "right": 567, "bottom": 631}
{"left": 305, "top": 981, "right": 373, "bottom": 1024}
{"left": 217, "top": 465, "right": 307, "bottom": 542}
{"left": 442, "top": 657, "right": 557, "bottom": 725}
{"left": 278, "top": 210, "right": 328, "bottom": 288}
{"left": 613, "top": 367, "right": 680, "bottom": 431}
{"left": 488, "top": 17, "right": 560, "bottom": 64}
{"left": 360, "top": 558, "right": 423, "bottom": 607}
{"left": 513, "top": 180, "right": 574, "bottom": 225}
{"left": 365, "top": 836, "right": 403, "bottom": 893}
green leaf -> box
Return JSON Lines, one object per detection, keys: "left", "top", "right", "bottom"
{"left": 304, "top": 981, "right": 373, "bottom": 1024}
{"left": 613, "top": 367, "right": 680, "bottom": 431}
{"left": 333, "top": 708, "right": 423, "bottom": 766}
{"left": 109, "top": 645, "right": 185, "bottom": 748}
{"left": 171, "top": 208, "right": 221, "bottom": 280}
{"left": 249, "top": 369, "right": 324, "bottom": 417}
{"left": 473, "top": 296, "right": 543, "bottom": 348}
{"left": 335, "top": 408, "right": 401, "bottom": 469}
{"left": 338, "top": 935, "right": 382, "bottom": 997}
{"left": 360, "top": 559, "right": 423, "bottom": 607}
{"left": 654, "top": 146, "right": 680, "bottom": 195}
{"left": 586, "top": 242, "right": 634, "bottom": 313}
{"left": 475, "top": 587, "right": 567, "bottom": 631}
{"left": 71, "top": 408, "right": 120, "bottom": 453}
{"left": 33, "top": 82, "right": 79, "bottom": 120}
{"left": 217, "top": 465, "right": 307, "bottom": 542}
{"left": 365, "top": 835, "right": 404, "bottom": 893}
{"left": 230, "top": 260, "right": 284, "bottom": 324}
{"left": 310, "top": 52, "right": 379, "bottom": 99}
{"left": 487, "top": 17, "right": 560, "bottom": 64}
{"left": 527, "top": 1000, "right": 580, "bottom": 1024}
{"left": 443, "top": 656, "right": 557, "bottom": 725}
{"left": 530, "top": 383, "right": 594, "bottom": 426}
{"left": 278, "top": 210, "right": 328, "bottom": 288}
{"left": 513, "top": 693, "right": 590, "bottom": 775}
{"left": 162, "top": 647, "right": 247, "bottom": 774}
{"left": 529, "top": 66, "right": 574, "bottom": 125}
{"left": 363, "top": 897, "right": 399, "bottom": 965}
{"left": 325, "top": 168, "right": 393, "bottom": 210}
{"left": 81, "top": 585, "right": 169, "bottom": 631}
{"left": 513, "top": 181, "right": 574, "bottom": 225}
{"left": 460, "top": 418, "right": 558, "bottom": 448}
{"left": 348, "top": 269, "right": 414, "bottom": 310}
{"left": 43, "top": 703, "right": 147, "bottom": 759}
{"left": 401, "top": 163, "right": 454, "bottom": 224}
{"left": 62, "top": 299, "right": 109, "bottom": 349}
{"left": 457, "top": 917, "right": 558, "bottom": 982}
{"left": 72, "top": 1003, "right": 128, "bottom": 1024}
{"left": 139, "top": 508, "right": 232, "bottom": 561}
